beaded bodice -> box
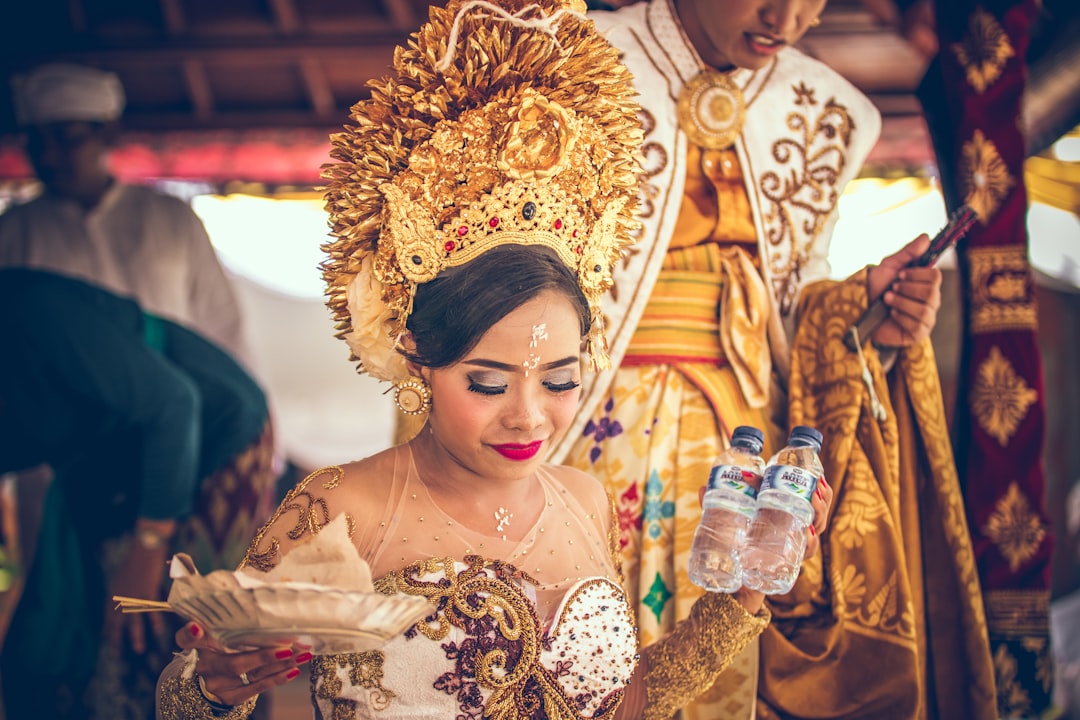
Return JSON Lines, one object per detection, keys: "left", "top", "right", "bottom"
{"left": 310, "top": 558, "right": 637, "bottom": 719}
{"left": 241, "top": 446, "right": 637, "bottom": 718}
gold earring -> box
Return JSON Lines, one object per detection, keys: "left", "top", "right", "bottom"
{"left": 394, "top": 375, "right": 432, "bottom": 415}
{"left": 809, "top": 16, "right": 821, "bottom": 27}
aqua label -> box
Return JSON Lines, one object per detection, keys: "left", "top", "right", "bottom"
{"left": 708, "top": 464, "right": 761, "bottom": 499}
{"left": 759, "top": 464, "right": 818, "bottom": 502}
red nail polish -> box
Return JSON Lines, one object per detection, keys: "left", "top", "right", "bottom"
{"left": 295, "top": 652, "right": 313, "bottom": 664}
{"left": 286, "top": 668, "right": 301, "bottom": 680}
{"left": 275, "top": 648, "right": 293, "bottom": 659}
{"left": 189, "top": 624, "right": 202, "bottom": 638}
{"left": 816, "top": 488, "right": 824, "bottom": 501}
{"left": 810, "top": 525, "right": 817, "bottom": 536}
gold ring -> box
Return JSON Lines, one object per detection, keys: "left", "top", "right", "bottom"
{"left": 239, "top": 671, "right": 251, "bottom": 686}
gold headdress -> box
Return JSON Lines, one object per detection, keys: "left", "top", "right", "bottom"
{"left": 322, "top": 0, "right": 643, "bottom": 383}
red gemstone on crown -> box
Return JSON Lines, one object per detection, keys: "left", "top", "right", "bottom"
{"left": 572, "top": 229, "right": 579, "bottom": 238}
{"left": 554, "top": 219, "right": 563, "bottom": 230}
{"left": 444, "top": 240, "right": 456, "bottom": 252}
{"left": 489, "top": 217, "right": 499, "bottom": 228}
{"left": 457, "top": 225, "right": 469, "bottom": 236}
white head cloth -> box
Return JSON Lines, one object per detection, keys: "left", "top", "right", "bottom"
{"left": 12, "top": 63, "right": 125, "bottom": 126}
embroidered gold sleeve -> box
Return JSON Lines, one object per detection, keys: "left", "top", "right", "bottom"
{"left": 606, "top": 491, "right": 626, "bottom": 588}
{"left": 241, "top": 466, "right": 355, "bottom": 573}
{"left": 639, "top": 593, "right": 770, "bottom": 720}
{"left": 156, "top": 652, "right": 258, "bottom": 720}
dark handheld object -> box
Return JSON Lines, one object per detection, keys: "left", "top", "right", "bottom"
{"left": 844, "top": 204, "right": 978, "bottom": 351}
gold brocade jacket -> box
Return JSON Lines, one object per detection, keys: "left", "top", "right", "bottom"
{"left": 756, "top": 276, "right": 998, "bottom": 719}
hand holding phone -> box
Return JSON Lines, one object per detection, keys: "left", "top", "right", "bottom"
{"left": 844, "top": 204, "right": 978, "bottom": 351}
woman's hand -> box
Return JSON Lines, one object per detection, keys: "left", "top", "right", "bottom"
{"left": 175, "top": 622, "right": 312, "bottom": 707}
{"left": 866, "top": 234, "right": 943, "bottom": 348}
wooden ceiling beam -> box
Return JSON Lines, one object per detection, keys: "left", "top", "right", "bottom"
{"left": 268, "top": 0, "right": 302, "bottom": 34}
{"left": 117, "top": 108, "right": 349, "bottom": 131}
{"left": 3, "top": 40, "right": 404, "bottom": 67}
{"left": 299, "top": 57, "right": 336, "bottom": 118}
{"left": 182, "top": 59, "right": 215, "bottom": 121}
{"left": 68, "top": 0, "right": 88, "bottom": 34}
{"left": 159, "top": 0, "right": 187, "bottom": 34}
{"left": 381, "top": 0, "right": 419, "bottom": 31}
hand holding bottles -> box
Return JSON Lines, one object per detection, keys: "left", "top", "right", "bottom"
{"left": 741, "top": 426, "right": 825, "bottom": 595}
{"left": 689, "top": 425, "right": 835, "bottom": 597}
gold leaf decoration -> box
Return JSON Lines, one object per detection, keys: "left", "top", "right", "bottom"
{"left": 967, "top": 247, "right": 1037, "bottom": 333}
{"left": 982, "top": 482, "right": 1047, "bottom": 572}
{"left": 993, "top": 643, "right": 1032, "bottom": 715}
{"left": 951, "top": 7, "right": 1015, "bottom": 94}
{"left": 959, "top": 129, "right": 1015, "bottom": 222}
{"left": 971, "top": 345, "right": 1038, "bottom": 445}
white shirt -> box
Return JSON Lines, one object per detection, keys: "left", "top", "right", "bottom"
{"left": 0, "top": 181, "right": 249, "bottom": 365}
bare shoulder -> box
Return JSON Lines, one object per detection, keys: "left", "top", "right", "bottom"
{"left": 309, "top": 448, "right": 398, "bottom": 498}
{"left": 544, "top": 463, "right": 610, "bottom": 507}
{"left": 243, "top": 447, "right": 402, "bottom": 570}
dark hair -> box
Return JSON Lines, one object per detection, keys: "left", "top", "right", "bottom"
{"left": 404, "top": 244, "right": 590, "bottom": 368}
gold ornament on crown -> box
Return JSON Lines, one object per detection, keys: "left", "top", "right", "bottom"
{"left": 321, "top": 0, "right": 644, "bottom": 383}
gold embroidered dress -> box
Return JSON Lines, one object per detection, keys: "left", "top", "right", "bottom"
{"left": 164, "top": 447, "right": 639, "bottom": 719}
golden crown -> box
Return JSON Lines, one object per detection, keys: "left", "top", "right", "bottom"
{"left": 321, "top": 0, "right": 644, "bottom": 383}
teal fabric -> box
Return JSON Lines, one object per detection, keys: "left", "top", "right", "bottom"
{"left": 1, "top": 479, "right": 99, "bottom": 708}
{"left": 141, "top": 311, "right": 167, "bottom": 353}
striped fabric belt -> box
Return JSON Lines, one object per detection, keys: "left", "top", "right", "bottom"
{"left": 622, "top": 270, "right": 727, "bottom": 366}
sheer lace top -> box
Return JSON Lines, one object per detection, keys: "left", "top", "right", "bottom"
{"left": 239, "top": 445, "right": 638, "bottom": 719}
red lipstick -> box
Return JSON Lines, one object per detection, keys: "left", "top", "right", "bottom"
{"left": 491, "top": 441, "right": 543, "bottom": 461}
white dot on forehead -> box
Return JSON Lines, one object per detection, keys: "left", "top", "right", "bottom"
{"left": 522, "top": 323, "right": 548, "bottom": 376}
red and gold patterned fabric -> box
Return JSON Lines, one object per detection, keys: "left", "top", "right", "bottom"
{"left": 921, "top": 1, "right": 1055, "bottom": 714}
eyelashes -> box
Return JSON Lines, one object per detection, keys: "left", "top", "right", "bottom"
{"left": 468, "top": 382, "right": 504, "bottom": 396}
{"left": 466, "top": 379, "right": 581, "bottom": 396}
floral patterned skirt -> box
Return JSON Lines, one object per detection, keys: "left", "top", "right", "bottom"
{"left": 565, "top": 363, "right": 781, "bottom": 720}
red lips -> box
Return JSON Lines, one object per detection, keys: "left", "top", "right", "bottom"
{"left": 491, "top": 441, "right": 543, "bottom": 461}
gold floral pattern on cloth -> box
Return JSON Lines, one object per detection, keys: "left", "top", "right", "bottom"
{"left": 761, "top": 82, "right": 855, "bottom": 315}
{"left": 951, "top": 7, "right": 1015, "bottom": 94}
{"left": 960, "top": 129, "right": 1015, "bottom": 222}
{"left": 994, "top": 642, "right": 1034, "bottom": 714}
{"left": 782, "top": 279, "right": 917, "bottom": 645}
{"left": 986, "top": 590, "right": 1053, "bottom": 718}
{"left": 967, "top": 245, "right": 1038, "bottom": 333}
{"left": 754, "top": 277, "right": 996, "bottom": 719}
{"left": 241, "top": 466, "right": 351, "bottom": 572}
{"left": 312, "top": 652, "right": 397, "bottom": 717}
{"left": 981, "top": 482, "right": 1048, "bottom": 571}
{"left": 971, "top": 346, "right": 1039, "bottom": 445}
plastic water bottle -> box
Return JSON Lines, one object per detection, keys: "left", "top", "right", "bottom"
{"left": 741, "top": 425, "right": 823, "bottom": 595}
{"left": 688, "top": 426, "right": 766, "bottom": 592}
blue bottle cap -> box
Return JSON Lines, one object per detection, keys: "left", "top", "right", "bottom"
{"left": 730, "top": 425, "right": 764, "bottom": 452}
{"left": 789, "top": 425, "right": 823, "bottom": 451}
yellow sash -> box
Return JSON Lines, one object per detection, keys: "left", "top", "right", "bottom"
{"left": 624, "top": 244, "right": 771, "bottom": 408}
